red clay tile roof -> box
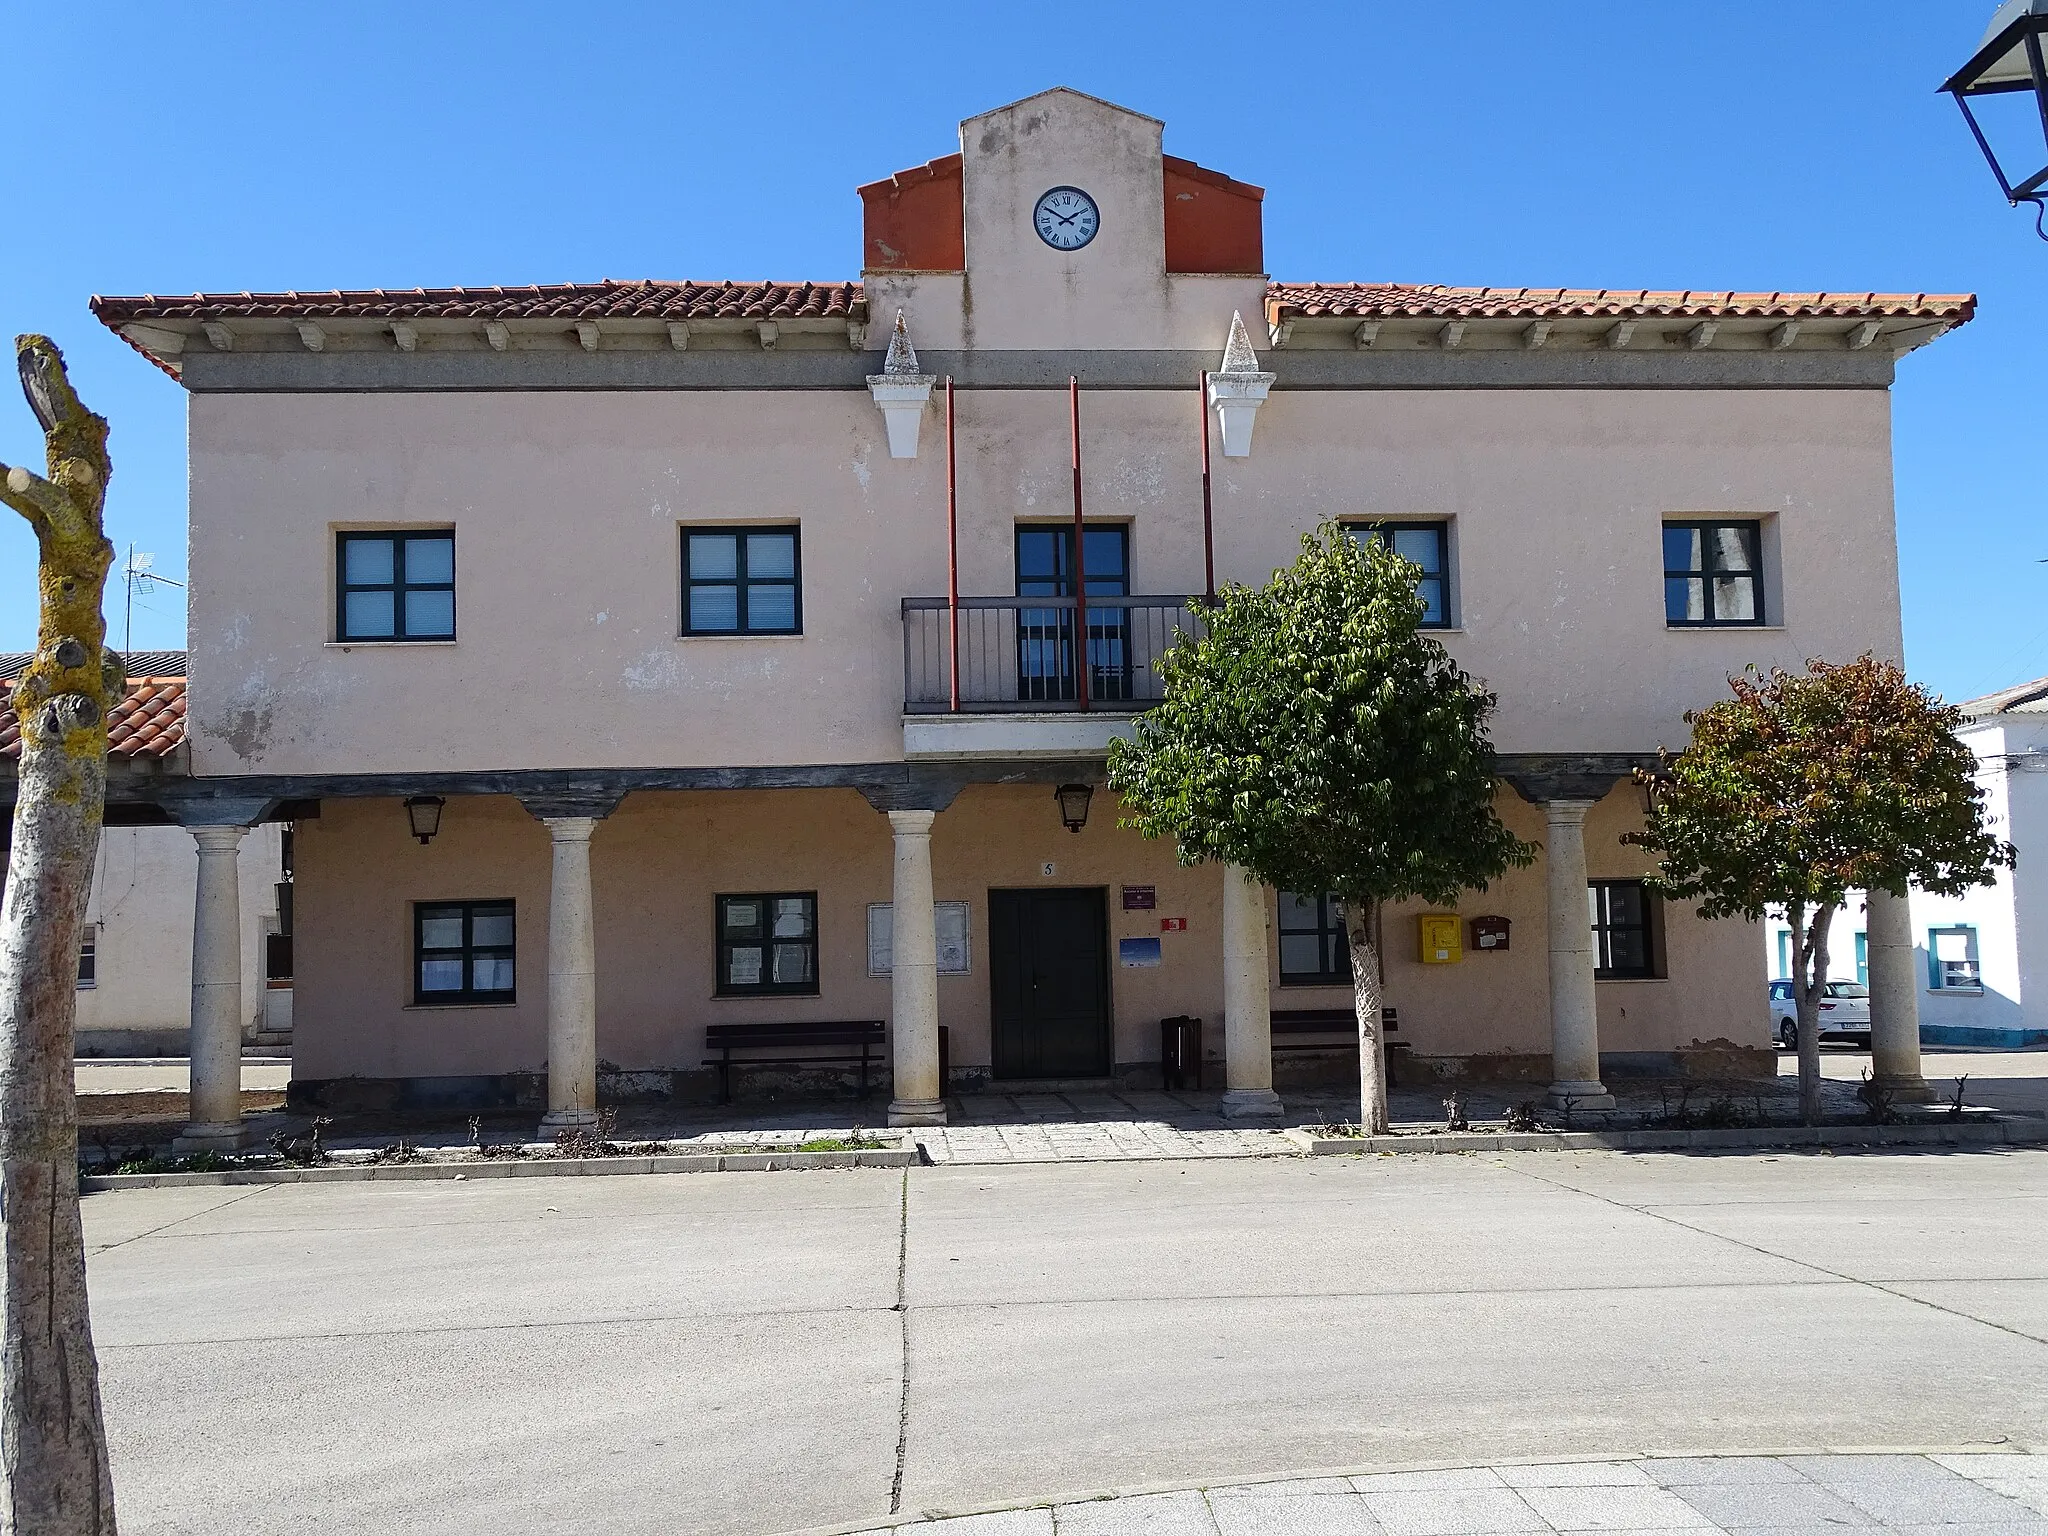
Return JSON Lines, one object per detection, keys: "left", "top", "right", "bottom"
{"left": 89, "top": 280, "right": 1976, "bottom": 350}
{"left": 91, "top": 281, "right": 863, "bottom": 325}
{"left": 0, "top": 677, "right": 187, "bottom": 762}
{"left": 1265, "top": 285, "right": 1975, "bottom": 324}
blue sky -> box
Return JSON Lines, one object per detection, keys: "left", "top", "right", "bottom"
{"left": 3, "top": 0, "right": 2043, "bottom": 704}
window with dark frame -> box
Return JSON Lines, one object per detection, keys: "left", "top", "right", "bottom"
{"left": 414, "top": 900, "right": 516, "bottom": 1005}
{"left": 682, "top": 527, "right": 802, "bottom": 635}
{"left": 1589, "top": 881, "right": 1659, "bottom": 979}
{"left": 76, "top": 929, "right": 96, "bottom": 990}
{"left": 1278, "top": 891, "right": 1352, "bottom": 985}
{"left": 1345, "top": 522, "right": 1451, "bottom": 628}
{"left": 336, "top": 531, "right": 456, "bottom": 642}
{"left": 717, "top": 893, "right": 819, "bottom": 996}
{"left": 1663, "top": 521, "right": 1763, "bottom": 626}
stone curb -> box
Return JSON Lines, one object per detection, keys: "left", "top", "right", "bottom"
{"left": 80, "top": 1145, "right": 917, "bottom": 1190}
{"left": 1281, "top": 1119, "right": 2048, "bottom": 1156}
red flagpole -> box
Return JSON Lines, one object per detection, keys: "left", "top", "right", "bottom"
{"left": 1070, "top": 376, "right": 1089, "bottom": 713}
{"left": 1199, "top": 369, "right": 1215, "bottom": 601}
{"left": 946, "top": 377, "right": 960, "bottom": 713}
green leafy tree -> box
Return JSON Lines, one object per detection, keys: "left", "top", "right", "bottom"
{"left": 1108, "top": 522, "right": 1534, "bottom": 1131}
{"left": 1634, "top": 656, "right": 2013, "bottom": 1124}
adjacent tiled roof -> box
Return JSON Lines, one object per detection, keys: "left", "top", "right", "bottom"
{"left": 1265, "top": 285, "right": 1976, "bottom": 323}
{"left": 0, "top": 650, "right": 185, "bottom": 682}
{"left": 0, "top": 677, "right": 188, "bottom": 761}
{"left": 91, "top": 281, "right": 863, "bottom": 325}
{"left": 1958, "top": 676, "right": 2048, "bottom": 719}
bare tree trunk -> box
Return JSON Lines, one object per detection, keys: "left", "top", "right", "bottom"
{"left": 0, "top": 337, "right": 121, "bottom": 1534}
{"left": 1788, "top": 901, "right": 1835, "bottom": 1128}
{"left": 1346, "top": 905, "right": 1388, "bottom": 1134}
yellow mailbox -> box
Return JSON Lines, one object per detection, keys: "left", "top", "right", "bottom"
{"left": 1418, "top": 913, "right": 1462, "bottom": 965}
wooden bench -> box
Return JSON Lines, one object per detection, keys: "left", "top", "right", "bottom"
{"left": 702, "top": 1020, "right": 886, "bottom": 1103}
{"left": 1272, "top": 1007, "right": 1400, "bottom": 1052}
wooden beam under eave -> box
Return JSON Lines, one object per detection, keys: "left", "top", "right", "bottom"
{"left": 1437, "top": 321, "right": 1465, "bottom": 350}
{"left": 390, "top": 322, "right": 418, "bottom": 353}
{"left": 1847, "top": 320, "right": 1882, "bottom": 350}
{"left": 1522, "top": 321, "right": 1552, "bottom": 350}
{"left": 1606, "top": 320, "right": 1635, "bottom": 350}
{"left": 1686, "top": 321, "right": 1718, "bottom": 351}
{"left": 1769, "top": 321, "right": 1800, "bottom": 351}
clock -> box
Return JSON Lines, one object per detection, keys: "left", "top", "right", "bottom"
{"left": 1033, "top": 186, "right": 1100, "bottom": 251}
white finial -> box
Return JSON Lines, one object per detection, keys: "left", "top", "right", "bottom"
{"left": 1219, "top": 310, "right": 1261, "bottom": 374}
{"left": 866, "top": 311, "right": 938, "bottom": 458}
{"left": 883, "top": 311, "right": 920, "bottom": 376}
{"left": 1207, "top": 311, "right": 1276, "bottom": 459}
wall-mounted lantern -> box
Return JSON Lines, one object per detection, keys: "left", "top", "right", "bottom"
{"left": 1054, "top": 782, "right": 1094, "bottom": 834}
{"left": 1943, "top": 0, "right": 2048, "bottom": 238}
{"left": 404, "top": 795, "right": 445, "bottom": 845}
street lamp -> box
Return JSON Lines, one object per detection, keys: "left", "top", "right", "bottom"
{"left": 1943, "top": 0, "right": 2048, "bottom": 237}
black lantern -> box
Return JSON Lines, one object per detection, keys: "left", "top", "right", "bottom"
{"left": 1054, "top": 782, "right": 1093, "bottom": 834}
{"left": 1943, "top": 0, "right": 2048, "bottom": 235}
{"left": 404, "top": 795, "right": 445, "bottom": 844}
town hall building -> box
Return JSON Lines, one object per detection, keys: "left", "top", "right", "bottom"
{"left": 29, "top": 88, "right": 1970, "bottom": 1143}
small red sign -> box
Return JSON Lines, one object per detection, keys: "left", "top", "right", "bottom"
{"left": 1160, "top": 916, "right": 1188, "bottom": 932}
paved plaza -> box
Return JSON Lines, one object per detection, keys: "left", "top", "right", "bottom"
{"left": 84, "top": 1144, "right": 2048, "bottom": 1535}
{"left": 843, "top": 1454, "right": 2048, "bottom": 1534}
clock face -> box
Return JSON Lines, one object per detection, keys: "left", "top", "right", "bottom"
{"left": 1033, "top": 186, "right": 1100, "bottom": 251}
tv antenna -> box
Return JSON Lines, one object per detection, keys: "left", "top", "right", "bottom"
{"left": 122, "top": 545, "right": 185, "bottom": 653}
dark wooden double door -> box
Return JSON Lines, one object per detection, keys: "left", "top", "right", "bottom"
{"left": 989, "top": 888, "right": 1111, "bottom": 1079}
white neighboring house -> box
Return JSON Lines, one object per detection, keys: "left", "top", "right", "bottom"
{"left": 1763, "top": 676, "right": 2048, "bottom": 1049}
{"left": 0, "top": 652, "right": 290, "bottom": 1058}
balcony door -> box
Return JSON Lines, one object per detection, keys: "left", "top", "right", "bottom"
{"left": 1016, "top": 525, "right": 1130, "bottom": 704}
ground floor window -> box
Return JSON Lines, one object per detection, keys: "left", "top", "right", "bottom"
{"left": 1278, "top": 891, "right": 1351, "bottom": 985}
{"left": 718, "top": 893, "right": 818, "bottom": 996}
{"left": 1928, "top": 925, "right": 1981, "bottom": 991}
{"left": 415, "top": 900, "right": 515, "bottom": 1005}
{"left": 1590, "top": 881, "right": 1659, "bottom": 979}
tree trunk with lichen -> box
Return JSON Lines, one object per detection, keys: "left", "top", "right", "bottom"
{"left": 1345, "top": 905, "right": 1390, "bottom": 1135}
{"left": 0, "top": 336, "right": 121, "bottom": 1533}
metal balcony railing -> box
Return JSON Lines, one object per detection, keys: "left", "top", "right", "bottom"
{"left": 902, "top": 595, "right": 1207, "bottom": 714}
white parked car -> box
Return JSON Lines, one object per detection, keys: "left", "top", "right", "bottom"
{"left": 1767, "top": 979, "right": 1871, "bottom": 1048}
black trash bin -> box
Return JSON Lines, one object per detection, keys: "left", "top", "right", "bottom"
{"left": 1160, "top": 1015, "right": 1203, "bottom": 1091}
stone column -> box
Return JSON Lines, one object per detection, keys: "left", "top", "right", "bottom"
{"left": 1866, "top": 886, "right": 1932, "bottom": 1101}
{"left": 1544, "top": 800, "right": 1614, "bottom": 1109}
{"left": 539, "top": 816, "right": 600, "bottom": 1134}
{"left": 1221, "top": 862, "right": 1283, "bottom": 1118}
{"left": 886, "top": 809, "right": 946, "bottom": 1127}
{"left": 178, "top": 824, "right": 250, "bottom": 1152}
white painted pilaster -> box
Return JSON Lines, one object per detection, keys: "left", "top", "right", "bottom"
{"left": 1221, "top": 863, "right": 1282, "bottom": 1118}
{"left": 1544, "top": 800, "right": 1614, "bottom": 1110}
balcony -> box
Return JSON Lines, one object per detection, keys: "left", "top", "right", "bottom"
{"left": 901, "top": 595, "right": 1205, "bottom": 759}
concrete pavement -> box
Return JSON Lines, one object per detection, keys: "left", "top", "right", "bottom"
{"left": 84, "top": 1148, "right": 2048, "bottom": 1535}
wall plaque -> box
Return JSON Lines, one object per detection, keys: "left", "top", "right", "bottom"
{"left": 1122, "top": 885, "right": 1157, "bottom": 911}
